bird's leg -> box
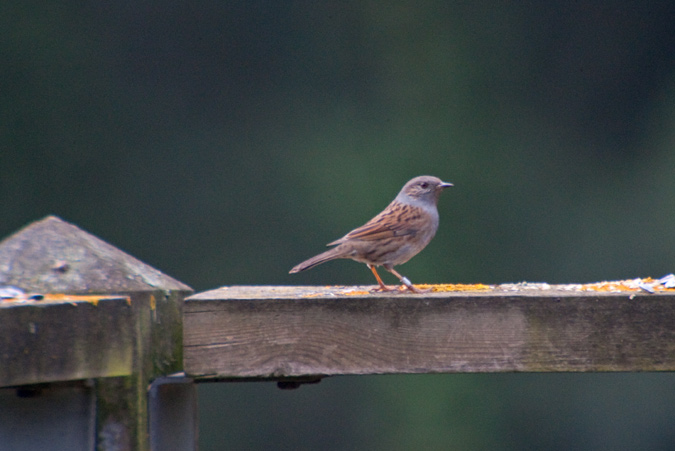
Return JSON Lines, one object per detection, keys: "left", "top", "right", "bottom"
{"left": 368, "top": 264, "right": 395, "bottom": 292}
{"left": 383, "top": 265, "right": 431, "bottom": 293}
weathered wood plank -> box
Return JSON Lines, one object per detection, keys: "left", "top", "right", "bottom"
{"left": 0, "top": 216, "right": 194, "bottom": 451}
{"left": 184, "top": 285, "right": 675, "bottom": 380}
{"left": 0, "top": 295, "right": 134, "bottom": 387}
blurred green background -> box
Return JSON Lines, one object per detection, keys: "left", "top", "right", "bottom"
{"left": 2, "top": 1, "right": 675, "bottom": 450}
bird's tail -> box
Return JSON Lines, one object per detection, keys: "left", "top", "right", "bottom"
{"left": 289, "top": 247, "right": 345, "bottom": 273}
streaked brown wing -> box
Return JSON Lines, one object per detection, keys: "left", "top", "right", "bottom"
{"left": 327, "top": 202, "right": 425, "bottom": 245}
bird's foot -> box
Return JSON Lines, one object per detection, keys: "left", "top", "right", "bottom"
{"left": 370, "top": 284, "right": 397, "bottom": 293}
{"left": 397, "top": 275, "right": 432, "bottom": 293}
{"left": 404, "top": 284, "right": 431, "bottom": 293}
{"left": 370, "top": 284, "right": 430, "bottom": 294}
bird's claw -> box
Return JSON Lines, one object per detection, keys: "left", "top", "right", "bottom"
{"left": 370, "top": 285, "right": 397, "bottom": 293}
{"left": 370, "top": 284, "right": 431, "bottom": 294}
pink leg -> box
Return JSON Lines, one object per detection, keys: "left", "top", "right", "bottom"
{"left": 368, "top": 264, "right": 395, "bottom": 291}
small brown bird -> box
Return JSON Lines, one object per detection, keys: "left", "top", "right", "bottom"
{"left": 290, "top": 175, "right": 453, "bottom": 293}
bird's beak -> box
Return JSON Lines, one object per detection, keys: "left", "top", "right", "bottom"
{"left": 440, "top": 182, "right": 453, "bottom": 189}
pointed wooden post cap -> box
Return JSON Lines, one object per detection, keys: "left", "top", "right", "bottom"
{"left": 1, "top": 217, "right": 194, "bottom": 449}
{"left": 0, "top": 215, "right": 191, "bottom": 293}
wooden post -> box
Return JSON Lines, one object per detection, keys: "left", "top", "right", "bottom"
{"left": 0, "top": 216, "right": 194, "bottom": 451}
{"left": 184, "top": 285, "right": 675, "bottom": 383}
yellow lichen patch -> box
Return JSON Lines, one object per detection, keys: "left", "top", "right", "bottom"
{"left": 42, "top": 294, "right": 105, "bottom": 306}
{"left": 341, "top": 290, "right": 371, "bottom": 296}
{"left": 418, "top": 283, "right": 492, "bottom": 292}
{"left": 581, "top": 277, "right": 675, "bottom": 293}
{"left": 299, "top": 284, "right": 494, "bottom": 297}
{"left": 582, "top": 281, "right": 637, "bottom": 292}
{"left": 1, "top": 293, "right": 130, "bottom": 306}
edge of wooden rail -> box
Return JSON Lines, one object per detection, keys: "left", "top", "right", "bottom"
{"left": 183, "top": 282, "right": 675, "bottom": 381}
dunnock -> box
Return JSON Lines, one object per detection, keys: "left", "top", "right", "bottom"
{"left": 290, "top": 175, "right": 453, "bottom": 293}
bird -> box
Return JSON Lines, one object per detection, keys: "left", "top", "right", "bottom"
{"left": 289, "top": 175, "right": 453, "bottom": 293}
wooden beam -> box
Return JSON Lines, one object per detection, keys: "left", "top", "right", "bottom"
{"left": 184, "top": 285, "right": 675, "bottom": 380}
{"left": 0, "top": 295, "right": 134, "bottom": 387}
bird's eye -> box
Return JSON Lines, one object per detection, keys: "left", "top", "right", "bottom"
{"left": 420, "top": 182, "right": 429, "bottom": 189}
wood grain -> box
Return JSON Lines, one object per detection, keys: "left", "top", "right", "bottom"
{"left": 0, "top": 296, "right": 134, "bottom": 387}
{"left": 184, "top": 286, "right": 675, "bottom": 380}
